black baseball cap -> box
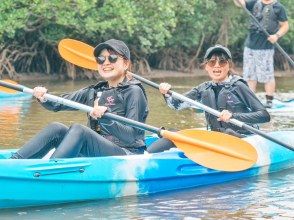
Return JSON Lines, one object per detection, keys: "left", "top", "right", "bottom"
{"left": 93, "top": 39, "right": 130, "bottom": 60}
{"left": 204, "top": 44, "right": 232, "bottom": 60}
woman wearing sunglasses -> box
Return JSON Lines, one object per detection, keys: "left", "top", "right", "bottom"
{"left": 10, "top": 39, "right": 149, "bottom": 159}
{"left": 147, "top": 44, "right": 270, "bottom": 153}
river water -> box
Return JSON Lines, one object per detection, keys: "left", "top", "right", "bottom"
{"left": 0, "top": 76, "right": 294, "bottom": 219}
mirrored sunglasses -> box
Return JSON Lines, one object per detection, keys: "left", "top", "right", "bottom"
{"left": 96, "top": 54, "right": 119, "bottom": 65}
{"left": 207, "top": 58, "right": 228, "bottom": 67}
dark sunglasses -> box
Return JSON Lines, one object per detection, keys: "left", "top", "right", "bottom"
{"left": 207, "top": 58, "right": 228, "bottom": 67}
{"left": 95, "top": 54, "right": 119, "bottom": 65}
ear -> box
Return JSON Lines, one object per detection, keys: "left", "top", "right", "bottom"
{"left": 126, "top": 71, "right": 133, "bottom": 80}
{"left": 204, "top": 64, "right": 209, "bottom": 72}
{"left": 124, "top": 60, "right": 130, "bottom": 70}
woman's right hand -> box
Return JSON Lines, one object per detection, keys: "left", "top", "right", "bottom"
{"left": 90, "top": 101, "right": 108, "bottom": 119}
{"left": 159, "top": 83, "right": 171, "bottom": 95}
{"left": 33, "top": 86, "right": 48, "bottom": 102}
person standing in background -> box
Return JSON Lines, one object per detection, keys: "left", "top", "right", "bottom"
{"left": 233, "top": 0, "right": 289, "bottom": 108}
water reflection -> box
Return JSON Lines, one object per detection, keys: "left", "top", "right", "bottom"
{"left": 0, "top": 99, "right": 32, "bottom": 148}
{"left": 0, "top": 76, "right": 293, "bottom": 218}
{"left": 0, "top": 77, "right": 294, "bottom": 148}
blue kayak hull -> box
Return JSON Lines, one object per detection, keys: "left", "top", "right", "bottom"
{"left": 0, "top": 130, "right": 293, "bottom": 209}
{"left": 267, "top": 99, "right": 294, "bottom": 113}
{"left": 0, "top": 91, "right": 32, "bottom": 100}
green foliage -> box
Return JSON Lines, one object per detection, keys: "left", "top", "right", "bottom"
{"left": 0, "top": 0, "right": 30, "bottom": 40}
{"left": 279, "top": 0, "right": 294, "bottom": 52}
{"left": 0, "top": 0, "right": 293, "bottom": 75}
{"left": 165, "top": 0, "right": 217, "bottom": 49}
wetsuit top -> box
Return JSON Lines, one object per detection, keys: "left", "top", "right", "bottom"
{"left": 245, "top": 0, "right": 288, "bottom": 50}
{"left": 165, "top": 75, "right": 270, "bottom": 136}
{"left": 41, "top": 77, "right": 149, "bottom": 149}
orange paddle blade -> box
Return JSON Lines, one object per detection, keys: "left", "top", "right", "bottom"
{"left": 161, "top": 129, "right": 257, "bottom": 171}
{"left": 0, "top": 79, "right": 18, "bottom": 94}
{"left": 58, "top": 39, "right": 98, "bottom": 70}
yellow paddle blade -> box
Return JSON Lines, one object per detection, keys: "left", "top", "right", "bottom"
{"left": 0, "top": 79, "right": 18, "bottom": 94}
{"left": 161, "top": 129, "right": 257, "bottom": 172}
{"left": 58, "top": 39, "right": 98, "bottom": 70}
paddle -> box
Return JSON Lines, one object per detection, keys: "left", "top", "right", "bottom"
{"left": 236, "top": 0, "right": 294, "bottom": 68}
{"left": 58, "top": 39, "right": 98, "bottom": 70}
{"left": 0, "top": 79, "right": 19, "bottom": 94}
{"left": 57, "top": 38, "right": 294, "bottom": 152}
{"left": 129, "top": 74, "right": 293, "bottom": 152}
{"left": 0, "top": 79, "right": 257, "bottom": 172}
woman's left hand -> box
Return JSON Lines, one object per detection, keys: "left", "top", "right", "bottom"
{"left": 217, "top": 110, "right": 232, "bottom": 122}
{"left": 90, "top": 104, "right": 108, "bottom": 119}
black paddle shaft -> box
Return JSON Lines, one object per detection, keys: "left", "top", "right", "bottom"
{"left": 0, "top": 80, "right": 161, "bottom": 135}
{"left": 0, "top": 81, "right": 26, "bottom": 92}
{"left": 131, "top": 73, "right": 294, "bottom": 151}
{"left": 242, "top": 124, "right": 293, "bottom": 151}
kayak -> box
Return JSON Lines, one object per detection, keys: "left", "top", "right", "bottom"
{"left": 256, "top": 93, "right": 294, "bottom": 113}
{"left": 0, "top": 130, "right": 293, "bottom": 209}
{"left": 267, "top": 98, "right": 294, "bottom": 113}
{"left": 0, "top": 91, "right": 32, "bottom": 100}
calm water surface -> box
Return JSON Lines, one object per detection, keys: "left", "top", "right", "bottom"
{"left": 0, "top": 76, "right": 294, "bottom": 219}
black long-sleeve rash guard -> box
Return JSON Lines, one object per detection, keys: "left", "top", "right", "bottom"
{"left": 41, "top": 77, "right": 149, "bottom": 149}
{"left": 165, "top": 75, "right": 270, "bottom": 135}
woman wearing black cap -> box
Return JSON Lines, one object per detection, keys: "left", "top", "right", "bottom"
{"left": 10, "top": 39, "right": 149, "bottom": 159}
{"left": 147, "top": 44, "right": 270, "bottom": 153}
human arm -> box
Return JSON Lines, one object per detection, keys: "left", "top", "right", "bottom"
{"left": 218, "top": 110, "right": 233, "bottom": 122}
{"left": 231, "top": 83, "right": 270, "bottom": 124}
{"left": 32, "top": 86, "right": 48, "bottom": 102}
{"left": 40, "top": 87, "right": 92, "bottom": 111}
{"left": 268, "top": 20, "right": 289, "bottom": 44}
{"left": 158, "top": 82, "right": 201, "bottom": 110}
{"left": 233, "top": 0, "right": 257, "bottom": 10}
{"left": 89, "top": 99, "right": 108, "bottom": 119}
{"left": 233, "top": 0, "right": 245, "bottom": 7}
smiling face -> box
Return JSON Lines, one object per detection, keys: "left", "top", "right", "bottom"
{"left": 204, "top": 53, "right": 230, "bottom": 83}
{"left": 97, "top": 49, "right": 130, "bottom": 86}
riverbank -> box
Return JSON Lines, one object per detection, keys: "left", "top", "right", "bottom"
{"left": 6, "top": 67, "right": 294, "bottom": 82}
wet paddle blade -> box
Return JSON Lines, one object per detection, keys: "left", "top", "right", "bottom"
{"left": 161, "top": 129, "right": 257, "bottom": 171}
{"left": 58, "top": 39, "right": 98, "bottom": 70}
{"left": 0, "top": 79, "right": 18, "bottom": 94}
